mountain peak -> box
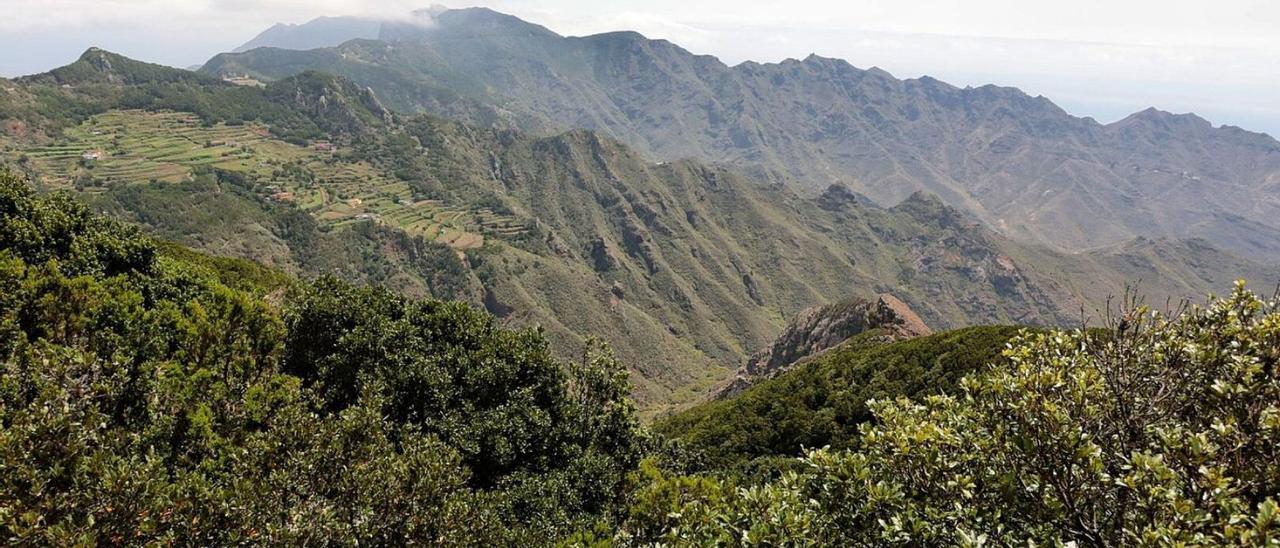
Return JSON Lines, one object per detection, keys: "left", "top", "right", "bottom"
{"left": 1115, "top": 107, "right": 1212, "bottom": 130}
{"left": 891, "top": 191, "right": 976, "bottom": 229}
{"left": 410, "top": 4, "right": 451, "bottom": 18}
{"left": 586, "top": 30, "right": 649, "bottom": 43}
{"left": 897, "top": 190, "right": 947, "bottom": 208}
{"left": 264, "top": 70, "right": 394, "bottom": 129}
{"left": 21, "top": 48, "right": 216, "bottom": 87}
{"left": 76, "top": 46, "right": 124, "bottom": 66}
{"left": 234, "top": 15, "right": 382, "bottom": 52}
{"left": 431, "top": 6, "right": 559, "bottom": 37}
{"left": 800, "top": 53, "right": 859, "bottom": 71}
{"left": 376, "top": 6, "right": 561, "bottom": 43}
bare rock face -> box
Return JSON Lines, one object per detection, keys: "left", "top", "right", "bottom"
{"left": 715, "top": 294, "right": 930, "bottom": 399}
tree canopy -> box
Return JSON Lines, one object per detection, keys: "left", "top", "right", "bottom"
{"left": 0, "top": 169, "right": 643, "bottom": 543}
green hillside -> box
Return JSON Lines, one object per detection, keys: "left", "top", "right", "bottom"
{"left": 205, "top": 7, "right": 1280, "bottom": 262}
{"left": 655, "top": 326, "right": 1029, "bottom": 472}
{"left": 28, "top": 47, "right": 224, "bottom": 87}
{"left": 4, "top": 11, "right": 1280, "bottom": 544}
{"left": 616, "top": 284, "right": 1280, "bottom": 544}
{"left": 9, "top": 109, "right": 511, "bottom": 249}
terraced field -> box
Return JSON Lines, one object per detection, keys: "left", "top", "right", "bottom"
{"left": 14, "top": 110, "right": 278, "bottom": 185}
{"left": 5, "top": 110, "right": 526, "bottom": 250}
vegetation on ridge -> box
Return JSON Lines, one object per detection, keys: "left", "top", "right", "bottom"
{"left": 5, "top": 48, "right": 1277, "bottom": 417}
{"left": 206, "top": 6, "right": 1280, "bottom": 260}
{"left": 656, "top": 325, "right": 1030, "bottom": 473}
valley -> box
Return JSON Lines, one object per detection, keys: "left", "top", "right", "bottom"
{"left": 3, "top": 4, "right": 1280, "bottom": 544}
{"left": 3, "top": 46, "right": 1277, "bottom": 416}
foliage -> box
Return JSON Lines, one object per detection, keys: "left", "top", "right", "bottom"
{"left": 6, "top": 162, "right": 1280, "bottom": 544}
{"left": 282, "top": 280, "right": 645, "bottom": 500}
{"left": 0, "top": 170, "right": 644, "bottom": 543}
{"left": 10, "top": 50, "right": 386, "bottom": 143}
{"left": 656, "top": 326, "right": 1027, "bottom": 472}
{"left": 626, "top": 285, "right": 1280, "bottom": 545}
{"left": 12, "top": 48, "right": 1274, "bottom": 415}
{"left": 0, "top": 169, "right": 154, "bottom": 277}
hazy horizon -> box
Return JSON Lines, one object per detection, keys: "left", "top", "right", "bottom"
{"left": 2, "top": 1, "right": 1277, "bottom": 137}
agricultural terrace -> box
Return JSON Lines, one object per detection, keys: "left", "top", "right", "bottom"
{"left": 5, "top": 110, "right": 526, "bottom": 249}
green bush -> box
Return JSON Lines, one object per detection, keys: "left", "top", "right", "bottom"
{"left": 0, "top": 170, "right": 644, "bottom": 543}
{"left": 656, "top": 326, "right": 1028, "bottom": 472}
{"left": 283, "top": 279, "right": 644, "bottom": 500}
{"left": 626, "top": 284, "right": 1280, "bottom": 545}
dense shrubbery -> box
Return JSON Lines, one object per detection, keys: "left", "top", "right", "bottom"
{"left": 283, "top": 278, "right": 643, "bottom": 507}
{"left": 621, "top": 284, "right": 1280, "bottom": 545}
{"left": 656, "top": 326, "right": 1028, "bottom": 472}
{"left": 0, "top": 171, "right": 643, "bottom": 543}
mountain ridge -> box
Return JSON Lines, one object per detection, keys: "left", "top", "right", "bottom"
{"left": 22, "top": 47, "right": 224, "bottom": 87}
{"left": 6, "top": 48, "right": 1278, "bottom": 413}
{"left": 234, "top": 16, "right": 384, "bottom": 53}
{"left": 227, "top": 12, "right": 1271, "bottom": 140}
{"left": 207, "top": 8, "right": 1280, "bottom": 262}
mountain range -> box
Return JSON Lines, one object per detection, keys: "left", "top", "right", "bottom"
{"left": 203, "top": 7, "right": 1280, "bottom": 262}
{"left": 2, "top": 28, "right": 1277, "bottom": 414}
{"left": 5, "top": 9, "right": 1280, "bottom": 543}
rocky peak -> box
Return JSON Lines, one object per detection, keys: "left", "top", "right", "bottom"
{"left": 21, "top": 48, "right": 217, "bottom": 87}
{"left": 715, "top": 294, "right": 930, "bottom": 398}
{"left": 891, "top": 191, "right": 973, "bottom": 229}
{"left": 1113, "top": 107, "right": 1213, "bottom": 132}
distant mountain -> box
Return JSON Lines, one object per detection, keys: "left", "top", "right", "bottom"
{"left": 205, "top": 8, "right": 1280, "bottom": 262}
{"left": 233, "top": 16, "right": 383, "bottom": 53}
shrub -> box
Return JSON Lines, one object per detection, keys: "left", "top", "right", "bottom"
{"left": 629, "top": 284, "right": 1280, "bottom": 545}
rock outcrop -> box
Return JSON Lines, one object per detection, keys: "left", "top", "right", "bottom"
{"left": 716, "top": 294, "right": 930, "bottom": 398}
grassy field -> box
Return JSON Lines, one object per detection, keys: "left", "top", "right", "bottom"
{"left": 5, "top": 110, "right": 526, "bottom": 250}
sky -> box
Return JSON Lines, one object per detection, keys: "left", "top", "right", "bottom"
{"left": 2, "top": 0, "right": 1278, "bottom": 137}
